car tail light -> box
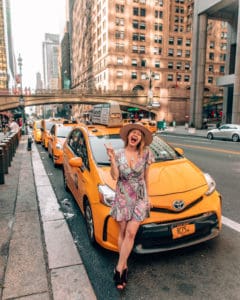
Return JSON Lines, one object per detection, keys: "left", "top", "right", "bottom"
{"left": 98, "top": 184, "right": 115, "bottom": 207}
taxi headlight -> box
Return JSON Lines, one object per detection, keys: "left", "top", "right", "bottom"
{"left": 204, "top": 173, "right": 216, "bottom": 195}
{"left": 98, "top": 184, "right": 115, "bottom": 207}
{"left": 56, "top": 143, "right": 62, "bottom": 150}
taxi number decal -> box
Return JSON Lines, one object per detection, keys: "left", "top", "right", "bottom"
{"left": 172, "top": 223, "right": 195, "bottom": 239}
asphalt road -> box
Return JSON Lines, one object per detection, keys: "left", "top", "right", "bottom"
{"left": 37, "top": 136, "right": 240, "bottom": 300}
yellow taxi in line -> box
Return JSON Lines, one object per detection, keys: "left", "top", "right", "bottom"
{"left": 62, "top": 124, "right": 222, "bottom": 254}
{"left": 32, "top": 120, "right": 42, "bottom": 143}
{"left": 48, "top": 122, "right": 78, "bottom": 167}
{"left": 41, "top": 118, "right": 66, "bottom": 149}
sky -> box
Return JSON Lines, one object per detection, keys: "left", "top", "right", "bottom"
{"left": 10, "top": 0, "right": 66, "bottom": 90}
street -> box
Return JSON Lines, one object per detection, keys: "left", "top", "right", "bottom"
{"left": 37, "top": 135, "right": 240, "bottom": 300}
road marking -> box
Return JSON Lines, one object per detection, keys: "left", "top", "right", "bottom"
{"left": 222, "top": 216, "right": 240, "bottom": 232}
{"left": 170, "top": 142, "right": 240, "bottom": 155}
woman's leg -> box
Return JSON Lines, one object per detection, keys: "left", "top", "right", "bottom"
{"left": 116, "top": 220, "right": 141, "bottom": 273}
{"left": 118, "top": 221, "right": 127, "bottom": 252}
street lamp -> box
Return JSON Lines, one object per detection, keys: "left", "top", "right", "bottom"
{"left": 17, "top": 54, "right": 26, "bottom": 134}
{"left": 146, "top": 70, "right": 160, "bottom": 118}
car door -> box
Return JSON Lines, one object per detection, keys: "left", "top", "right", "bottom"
{"left": 74, "top": 130, "right": 93, "bottom": 211}
{"left": 48, "top": 124, "right": 55, "bottom": 156}
{"left": 215, "top": 125, "right": 229, "bottom": 139}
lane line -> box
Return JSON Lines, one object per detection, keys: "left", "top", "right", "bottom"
{"left": 222, "top": 216, "right": 240, "bottom": 232}
{"left": 170, "top": 142, "right": 240, "bottom": 155}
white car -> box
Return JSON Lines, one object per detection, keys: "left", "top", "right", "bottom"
{"left": 207, "top": 124, "right": 240, "bottom": 142}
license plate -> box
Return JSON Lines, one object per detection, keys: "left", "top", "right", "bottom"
{"left": 172, "top": 223, "right": 195, "bottom": 239}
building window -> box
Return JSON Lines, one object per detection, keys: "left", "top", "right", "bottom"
{"left": 154, "top": 35, "right": 162, "bottom": 44}
{"left": 168, "top": 37, "right": 174, "bottom": 45}
{"left": 184, "top": 75, "right": 190, "bottom": 82}
{"left": 141, "top": 72, "right": 147, "bottom": 80}
{"left": 168, "top": 62, "right": 173, "bottom": 69}
{"left": 117, "top": 57, "right": 123, "bottom": 65}
{"left": 116, "top": 4, "right": 124, "bottom": 13}
{"left": 154, "top": 23, "right": 163, "bottom": 31}
{"left": 220, "top": 53, "right": 226, "bottom": 61}
{"left": 168, "top": 49, "right": 174, "bottom": 56}
{"left": 155, "top": 61, "right": 160, "bottom": 68}
{"left": 139, "top": 22, "right": 146, "bottom": 29}
{"left": 117, "top": 71, "right": 123, "bottom": 78}
{"left": 133, "top": 33, "right": 139, "bottom": 41}
{"left": 209, "top": 52, "right": 214, "bottom": 60}
{"left": 167, "top": 74, "right": 173, "bottom": 81}
{"left": 133, "top": 7, "right": 139, "bottom": 16}
{"left": 141, "top": 59, "right": 147, "bottom": 67}
{"left": 133, "top": 20, "right": 139, "bottom": 29}
{"left": 186, "top": 39, "right": 191, "bottom": 46}
{"left": 139, "top": 34, "right": 146, "bottom": 41}
{"left": 116, "top": 18, "right": 125, "bottom": 26}
{"left": 208, "top": 64, "right": 213, "bottom": 72}
{"left": 154, "top": 73, "right": 160, "bottom": 80}
{"left": 131, "top": 72, "right": 137, "bottom": 79}
{"left": 140, "top": 8, "right": 146, "bottom": 16}
{"left": 139, "top": 46, "right": 145, "bottom": 53}
{"left": 177, "top": 73, "right": 181, "bottom": 82}
{"left": 116, "top": 43, "right": 124, "bottom": 52}
{"left": 209, "top": 41, "right": 215, "bottom": 49}
{"left": 115, "top": 31, "right": 124, "bottom": 39}
{"left": 221, "top": 43, "right": 227, "bottom": 51}
{"left": 208, "top": 77, "right": 213, "bottom": 84}
{"left": 132, "top": 45, "right": 138, "bottom": 53}
{"left": 177, "top": 38, "right": 183, "bottom": 45}
{"left": 153, "top": 47, "right": 162, "bottom": 55}
{"left": 176, "top": 62, "right": 182, "bottom": 69}
{"left": 132, "top": 59, "right": 138, "bottom": 66}
{"left": 185, "top": 50, "right": 190, "bottom": 58}
{"left": 155, "top": 10, "right": 163, "bottom": 18}
{"left": 177, "top": 49, "right": 182, "bottom": 57}
{"left": 220, "top": 65, "right": 225, "bottom": 73}
{"left": 185, "top": 62, "right": 190, "bottom": 70}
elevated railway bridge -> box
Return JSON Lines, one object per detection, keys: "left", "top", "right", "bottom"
{"left": 0, "top": 88, "right": 192, "bottom": 124}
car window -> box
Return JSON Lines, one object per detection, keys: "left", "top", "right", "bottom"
{"left": 50, "top": 125, "right": 55, "bottom": 135}
{"left": 89, "top": 133, "right": 181, "bottom": 165}
{"left": 57, "top": 126, "right": 73, "bottom": 138}
{"left": 46, "top": 121, "right": 55, "bottom": 130}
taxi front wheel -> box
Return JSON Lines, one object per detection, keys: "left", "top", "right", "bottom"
{"left": 84, "top": 200, "right": 96, "bottom": 246}
{"left": 63, "top": 169, "right": 70, "bottom": 192}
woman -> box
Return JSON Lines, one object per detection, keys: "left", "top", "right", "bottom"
{"left": 105, "top": 123, "right": 154, "bottom": 290}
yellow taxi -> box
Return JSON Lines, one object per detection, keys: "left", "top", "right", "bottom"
{"left": 41, "top": 118, "right": 66, "bottom": 149}
{"left": 62, "top": 123, "right": 222, "bottom": 254}
{"left": 48, "top": 122, "right": 78, "bottom": 167}
{"left": 32, "top": 120, "right": 42, "bottom": 143}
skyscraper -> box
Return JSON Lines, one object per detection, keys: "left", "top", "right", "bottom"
{"left": 42, "top": 33, "right": 60, "bottom": 90}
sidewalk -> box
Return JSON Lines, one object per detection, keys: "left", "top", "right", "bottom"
{"left": 0, "top": 134, "right": 96, "bottom": 300}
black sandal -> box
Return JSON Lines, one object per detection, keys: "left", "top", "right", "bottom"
{"left": 122, "top": 268, "right": 128, "bottom": 286}
{"left": 113, "top": 268, "right": 124, "bottom": 290}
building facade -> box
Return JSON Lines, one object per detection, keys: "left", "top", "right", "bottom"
{"left": 69, "top": 0, "right": 228, "bottom": 123}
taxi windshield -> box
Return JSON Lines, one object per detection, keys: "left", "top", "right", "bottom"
{"left": 57, "top": 126, "right": 73, "bottom": 138}
{"left": 90, "top": 134, "right": 181, "bottom": 165}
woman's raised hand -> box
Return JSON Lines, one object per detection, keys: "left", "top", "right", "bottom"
{"left": 105, "top": 143, "right": 115, "bottom": 162}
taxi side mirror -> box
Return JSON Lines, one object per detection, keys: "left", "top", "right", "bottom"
{"left": 174, "top": 147, "right": 184, "bottom": 155}
{"left": 69, "top": 157, "right": 83, "bottom": 168}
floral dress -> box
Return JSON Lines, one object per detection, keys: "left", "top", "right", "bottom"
{"left": 110, "top": 147, "right": 154, "bottom": 222}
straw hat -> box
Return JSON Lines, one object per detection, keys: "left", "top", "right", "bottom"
{"left": 120, "top": 122, "right": 153, "bottom": 146}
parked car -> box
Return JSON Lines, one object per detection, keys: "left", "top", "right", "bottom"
{"left": 48, "top": 122, "right": 78, "bottom": 167}
{"left": 62, "top": 122, "right": 222, "bottom": 254}
{"left": 32, "top": 120, "right": 42, "bottom": 143}
{"left": 41, "top": 118, "right": 67, "bottom": 149}
{"left": 207, "top": 124, "right": 240, "bottom": 142}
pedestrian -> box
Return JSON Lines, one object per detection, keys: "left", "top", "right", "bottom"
{"left": 8, "top": 118, "right": 20, "bottom": 133}
{"left": 105, "top": 123, "right": 154, "bottom": 290}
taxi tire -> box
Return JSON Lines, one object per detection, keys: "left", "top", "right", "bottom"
{"left": 63, "top": 169, "right": 70, "bottom": 192}
{"left": 84, "top": 201, "right": 96, "bottom": 246}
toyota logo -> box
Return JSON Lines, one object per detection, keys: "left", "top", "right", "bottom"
{"left": 173, "top": 200, "right": 185, "bottom": 211}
